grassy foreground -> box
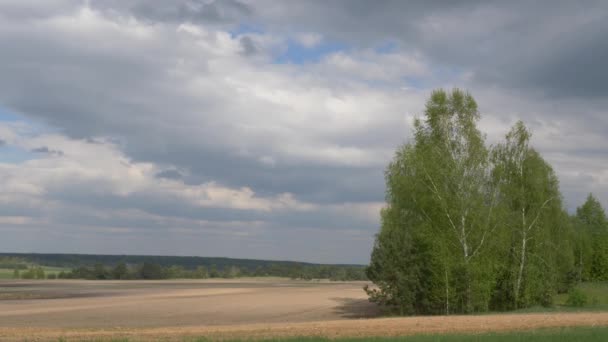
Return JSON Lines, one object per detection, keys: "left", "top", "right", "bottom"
{"left": 255, "top": 327, "right": 608, "bottom": 341}
{"left": 50, "top": 326, "right": 608, "bottom": 342}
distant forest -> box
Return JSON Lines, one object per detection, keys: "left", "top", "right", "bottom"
{"left": 0, "top": 253, "right": 367, "bottom": 281}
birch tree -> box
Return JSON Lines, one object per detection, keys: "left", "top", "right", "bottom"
{"left": 367, "top": 90, "right": 572, "bottom": 315}
{"left": 412, "top": 89, "right": 500, "bottom": 312}
{"left": 367, "top": 89, "right": 500, "bottom": 314}
{"left": 492, "top": 121, "right": 562, "bottom": 308}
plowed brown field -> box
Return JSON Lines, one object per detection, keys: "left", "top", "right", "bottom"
{"left": 1, "top": 279, "right": 607, "bottom": 341}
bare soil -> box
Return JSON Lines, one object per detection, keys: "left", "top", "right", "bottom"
{"left": 0, "top": 279, "right": 377, "bottom": 328}
{"left": 1, "top": 279, "right": 607, "bottom": 341}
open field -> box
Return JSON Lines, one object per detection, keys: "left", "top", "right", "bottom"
{"left": 2, "top": 312, "right": 608, "bottom": 341}
{"left": 0, "top": 278, "right": 378, "bottom": 328}
{"left": 1, "top": 279, "right": 608, "bottom": 341}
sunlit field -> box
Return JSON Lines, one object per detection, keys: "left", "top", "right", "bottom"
{"left": 1, "top": 279, "right": 607, "bottom": 341}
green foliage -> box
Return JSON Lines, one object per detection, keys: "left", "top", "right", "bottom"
{"left": 367, "top": 89, "right": 577, "bottom": 315}
{"left": 47, "top": 259, "right": 364, "bottom": 281}
{"left": 489, "top": 122, "right": 572, "bottom": 310}
{"left": 0, "top": 257, "right": 30, "bottom": 279}
{"left": 543, "top": 282, "right": 608, "bottom": 311}
{"left": 367, "top": 89, "right": 501, "bottom": 314}
{"left": 139, "top": 262, "right": 164, "bottom": 279}
{"left": 573, "top": 194, "right": 608, "bottom": 281}
{"left": 0, "top": 256, "right": 28, "bottom": 269}
{"left": 365, "top": 220, "right": 443, "bottom": 315}
{"left": 0, "top": 268, "right": 17, "bottom": 279}
{"left": 577, "top": 194, "right": 608, "bottom": 230}
{"left": 112, "top": 262, "right": 129, "bottom": 279}
{"left": 93, "top": 263, "right": 111, "bottom": 279}
{"left": 18, "top": 266, "right": 46, "bottom": 279}
{"left": 223, "top": 266, "right": 241, "bottom": 278}
{"left": 590, "top": 235, "right": 608, "bottom": 280}
{"left": 566, "top": 288, "right": 588, "bottom": 307}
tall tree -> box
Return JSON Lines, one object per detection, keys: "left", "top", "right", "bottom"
{"left": 367, "top": 89, "right": 499, "bottom": 314}
{"left": 491, "top": 121, "right": 564, "bottom": 308}
{"left": 415, "top": 89, "right": 501, "bottom": 312}
{"left": 575, "top": 194, "right": 608, "bottom": 280}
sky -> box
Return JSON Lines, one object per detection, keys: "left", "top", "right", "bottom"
{"left": 0, "top": 1, "right": 607, "bottom": 264}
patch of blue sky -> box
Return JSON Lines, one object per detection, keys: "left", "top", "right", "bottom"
{"left": 0, "top": 106, "right": 58, "bottom": 136}
{"left": 274, "top": 39, "right": 348, "bottom": 65}
{"left": 0, "top": 106, "right": 22, "bottom": 122}
{"left": 0, "top": 106, "right": 57, "bottom": 163}
{"left": 0, "top": 144, "right": 33, "bottom": 164}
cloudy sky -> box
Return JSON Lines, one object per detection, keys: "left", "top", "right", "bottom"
{"left": 1, "top": 1, "right": 607, "bottom": 264}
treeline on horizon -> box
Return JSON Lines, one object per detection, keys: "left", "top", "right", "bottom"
{"left": 0, "top": 253, "right": 367, "bottom": 281}
{"left": 365, "top": 89, "right": 608, "bottom": 315}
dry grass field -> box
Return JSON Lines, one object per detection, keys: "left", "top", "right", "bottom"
{"left": 1, "top": 279, "right": 608, "bottom": 341}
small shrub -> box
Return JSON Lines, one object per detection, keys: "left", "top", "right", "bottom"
{"left": 539, "top": 289, "right": 554, "bottom": 308}
{"left": 566, "top": 288, "right": 588, "bottom": 307}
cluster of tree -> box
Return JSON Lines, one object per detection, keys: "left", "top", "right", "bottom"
{"left": 56, "top": 262, "right": 367, "bottom": 281}
{"left": 1, "top": 258, "right": 60, "bottom": 279}
{"left": 0, "top": 253, "right": 367, "bottom": 281}
{"left": 572, "top": 194, "right": 608, "bottom": 282}
{"left": 0, "top": 253, "right": 323, "bottom": 271}
{"left": 15, "top": 266, "right": 46, "bottom": 279}
{"left": 0, "top": 253, "right": 365, "bottom": 279}
{"left": 58, "top": 263, "right": 227, "bottom": 280}
{"left": 366, "top": 89, "right": 608, "bottom": 315}
{"left": 0, "top": 256, "right": 29, "bottom": 270}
